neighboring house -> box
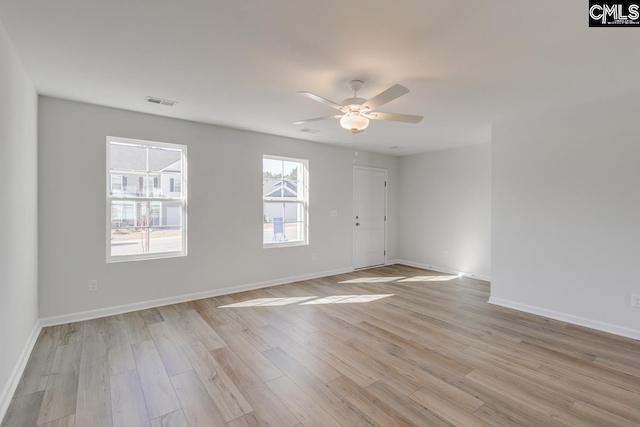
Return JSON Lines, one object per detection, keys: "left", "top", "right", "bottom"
{"left": 110, "top": 146, "right": 182, "bottom": 228}
{"left": 263, "top": 179, "right": 299, "bottom": 222}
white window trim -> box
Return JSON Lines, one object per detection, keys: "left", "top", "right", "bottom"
{"left": 263, "top": 154, "right": 309, "bottom": 249}
{"left": 106, "top": 136, "right": 188, "bottom": 263}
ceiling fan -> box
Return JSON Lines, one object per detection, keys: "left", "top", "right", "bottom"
{"left": 293, "top": 80, "right": 423, "bottom": 133}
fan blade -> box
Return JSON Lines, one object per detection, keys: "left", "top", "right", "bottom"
{"left": 292, "top": 114, "right": 343, "bottom": 125}
{"left": 361, "top": 84, "right": 410, "bottom": 111}
{"left": 363, "top": 111, "right": 423, "bottom": 123}
{"left": 298, "top": 91, "right": 347, "bottom": 112}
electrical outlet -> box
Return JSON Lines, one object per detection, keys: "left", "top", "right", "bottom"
{"left": 89, "top": 279, "right": 98, "bottom": 292}
{"left": 632, "top": 294, "right": 640, "bottom": 308}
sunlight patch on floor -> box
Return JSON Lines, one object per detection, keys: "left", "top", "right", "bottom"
{"left": 338, "top": 277, "right": 405, "bottom": 283}
{"left": 218, "top": 296, "right": 316, "bottom": 308}
{"left": 397, "top": 275, "right": 459, "bottom": 282}
{"left": 218, "top": 294, "right": 394, "bottom": 308}
{"left": 301, "top": 294, "right": 394, "bottom": 305}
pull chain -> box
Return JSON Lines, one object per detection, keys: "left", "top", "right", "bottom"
{"left": 352, "top": 132, "right": 358, "bottom": 164}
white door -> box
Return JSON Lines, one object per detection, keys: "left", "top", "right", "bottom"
{"left": 354, "top": 167, "right": 386, "bottom": 269}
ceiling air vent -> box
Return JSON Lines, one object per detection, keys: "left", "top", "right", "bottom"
{"left": 146, "top": 96, "right": 177, "bottom": 107}
{"left": 300, "top": 128, "right": 321, "bottom": 134}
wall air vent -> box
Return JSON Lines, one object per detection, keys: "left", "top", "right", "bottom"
{"left": 146, "top": 96, "right": 177, "bottom": 107}
{"left": 300, "top": 128, "right": 321, "bottom": 134}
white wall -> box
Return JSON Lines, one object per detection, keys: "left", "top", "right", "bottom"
{"left": 38, "top": 97, "right": 399, "bottom": 319}
{"left": 0, "top": 22, "right": 39, "bottom": 412}
{"left": 397, "top": 144, "right": 491, "bottom": 280}
{"left": 491, "top": 94, "right": 640, "bottom": 338}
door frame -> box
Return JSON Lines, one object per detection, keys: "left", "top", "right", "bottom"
{"left": 352, "top": 165, "right": 388, "bottom": 270}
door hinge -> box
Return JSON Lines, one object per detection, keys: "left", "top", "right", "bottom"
{"left": 384, "top": 215, "right": 387, "bottom": 221}
{"left": 384, "top": 250, "right": 386, "bottom": 256}
{"left": 384, "top": 181, "right": 387, "bottom": 187}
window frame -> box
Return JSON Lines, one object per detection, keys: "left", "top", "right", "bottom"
{"left": 106, "top": 136, "right": 188, "bottom": 263}
{"left": 262, "top": 154, "right": 309, "bottom": 249}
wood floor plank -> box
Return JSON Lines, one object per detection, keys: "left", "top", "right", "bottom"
{"left": 182, "top": 341, "right": 253, "bottom": 422}
{"left": 225, "top": 412, "right": 267, "bottom": 427}
{"left": 215, "top": 325, "right": 282, "bottom": 382}
{"left": 1, "top": 391, "right": 44, "bottom": 427}
{"left": 37, "top": 343, "right": 82, "bottom": 425}
{"left": 147, "top": 321, "right": 192, "bottom": 377}
{"left": 265, "top": 375, "right": 342, "bottom": 427}
{"left": 38, "top": 414, "right": 76, "bottom": 427}
{"left": 170, "top": 370, "right": 227, "bottom": 427}
{"left": 75, "top": 357, "right": 112, "bottom": 427}
{"left": 105, "top": 319, "right": 136, "bottom": 375}
{"left": 131, "top": 340, "right": 181, "bottom": 419}
{"left": 110, "top": 369, "right": 151, "bottom": 427}
{"left": 326, "top": 376, "right": 414, "bottom": 427}
{"left": 123, "top": 312, "right": 151, "bottom": 345}
{"left": 211, "top": 347, "right": 298, "bottom": 427}
{"left": 55, "top": 323, "right": 84, "bottom": 347}
{"left": 80, "top": 318, "right": 108, "bottom": 363}
{"left": 257, "top": 325, "right": 342, "bottom": 384}
{"left": 13, "top": 328, "right": 58, "bottom": 397}
{"left": 149, "top": 409, "right": 189, "bottom": 427}
{"left": 263, "top": 347, "right": 378, "bottom": 427}
{"left": 180, "top": 309, "right": 226, "bottom": 351}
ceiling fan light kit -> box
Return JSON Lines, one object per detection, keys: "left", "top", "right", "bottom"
{"left": 294, "top": 80, "right": 423, "bottom": 134}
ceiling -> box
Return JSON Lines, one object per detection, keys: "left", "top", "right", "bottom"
{"left": 1, "top": 1, "right": 639, "bottom": 155}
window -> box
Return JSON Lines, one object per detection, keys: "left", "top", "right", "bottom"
{"left": 107, "top": 136, "right": 187, "bottom": 262}
{"left": 263, "top": 155, "right": 308, "bottom": 247}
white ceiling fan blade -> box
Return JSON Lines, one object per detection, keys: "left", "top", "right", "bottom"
{"left": 361, "top": 84, "right": 410, "bottom": 111}
{"left": 364, "top": 111, "right": 423, "bottom": 123}
{"left": 298, "top": 91, "right": 347, "bottom": 112}
{"left": 292, "top": 114, "right": 343, "bottom": 125}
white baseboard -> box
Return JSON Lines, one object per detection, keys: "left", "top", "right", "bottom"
{"left": 40, "top": 267, "right": 353, "bottom": 327}
{"left": 488, "top": 297, "right": 640, "bottom": 341}
{"left": 0, "top": 320, "right": 42, "bottom": 424}
{"left": 394, "top": 259, "right": 491, "bottom": 282}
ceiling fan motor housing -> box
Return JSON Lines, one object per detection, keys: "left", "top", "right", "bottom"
{"left": 342, "top": 97, "right": 367, "bottom": 110}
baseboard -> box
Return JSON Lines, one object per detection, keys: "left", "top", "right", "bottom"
{"left": 40, "top": 267, "right": 353, "bottom": 327}
{"left": 0, "top": 320, "right": 42, "bottom": 424}
{"left": 488, "top": 297, "right": 640, "bottom": 341}
{"left": 395, "top": 259, "right": 491, "bottom": 282}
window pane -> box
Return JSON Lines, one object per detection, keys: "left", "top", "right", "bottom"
{"left": 263, "top": 178, "right": 283, "bottom": 199}
{"left": 110, "top": 227, "right": 146, "bottom": 257}
{"left": 150, "top": 201, "right": 183, "bottom": 226}
{"left": 264, "top": 202, "right": 285, "bottom": 244}
{"left": 111, "top": 200, "right": 143, "bottom": 228}
{"left": 149, "top": 227, "right": 182, "bottom": 253}
{"left": 110, "top": 143, "right": 147, "bottom": 171}
{"left": 283, "top": 222, "right": 304, "bottom": 242}
{"left": 284, "top": 161, "right": 301, "bottom": 181}
{"left": 263, "top": 158, "right": 283, "bottom": 179}
{"left": 284, "top": 202, "right": 304, "bottom": 222}
{"left": 148, "top": 146, "right": 182, "bottom": 174}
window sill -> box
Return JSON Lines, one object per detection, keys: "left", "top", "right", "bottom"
{"left": 106, "top": 251, "right": 187, "bottom": 263}
{"left": 263, "top": 241, "right": 308, "bottom": 249}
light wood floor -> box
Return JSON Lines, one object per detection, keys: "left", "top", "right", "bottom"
{"left": 3, "top": 265, "right": 640, "bottom": 427}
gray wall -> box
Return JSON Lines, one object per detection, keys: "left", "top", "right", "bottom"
{"left": 398, "top": 144, "right": 491, "bottom": 279}
{"left": 0, "top": 22, "right": 38, "bottom": 408}
{"left": 38, "top": 97, "right": 399, "bottom": 318}
{"left": 491, "top": 94, "right": 640, "bottom": 336}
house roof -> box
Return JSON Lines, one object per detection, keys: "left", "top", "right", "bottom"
{"left": 263, "top": 180, "right": 298, "bottom": 198}
{"left": 110, "top": 144, "right": 181, "bottom": 172}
